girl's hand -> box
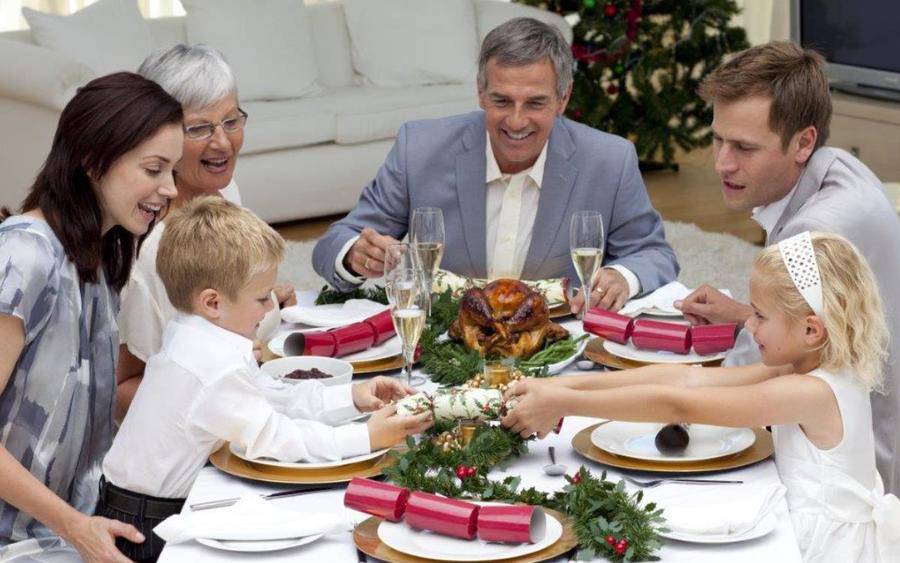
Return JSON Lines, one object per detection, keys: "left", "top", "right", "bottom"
{"left": 367, "top": 404, "right": 433, "bottom": 450}
{"left": 352, "top": 377, "right": 415, "bottom": 412}
{"left": 501, "top": 379, "right": 569, "bottom": 439}
{"left": 65, "top": 514, "right": 143, "bottom": 563}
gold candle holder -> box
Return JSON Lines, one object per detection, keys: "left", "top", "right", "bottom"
{"left": 483, "top": 361, "right": 513, "bottom": 387}
{"left": 457, "top": 419, "right": 478, "bottom": 448}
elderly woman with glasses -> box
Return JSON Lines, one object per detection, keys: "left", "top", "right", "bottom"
{"left": 115, "top": 44, "right": 295, "bottom": 419}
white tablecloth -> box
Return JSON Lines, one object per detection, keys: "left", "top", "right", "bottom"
{"left": 160, "top": 291, "right": 801, "bottom": 562}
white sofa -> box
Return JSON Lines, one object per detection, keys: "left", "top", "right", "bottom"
{"left": 0, "top": 1, "right": 570, "bottom": 223}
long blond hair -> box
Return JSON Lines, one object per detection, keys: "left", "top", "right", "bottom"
{"left": 753, "top": 232, "right": 889, "bottom": 390}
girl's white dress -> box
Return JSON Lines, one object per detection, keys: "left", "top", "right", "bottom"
{"left": 773, "top": 368, "right": 900, "bottom": 562}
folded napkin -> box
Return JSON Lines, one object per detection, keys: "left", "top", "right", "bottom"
{"left": 281, "top": 299, "right": 387, "bottom": 327}
{"left": 646, "top": 482, "right": 785, "bottom": 537}
{"left": 620, "top": 282, "right": 732, "bottom": 317}
{"left": 154, "top": 494, "right": 343, "bottom": 544}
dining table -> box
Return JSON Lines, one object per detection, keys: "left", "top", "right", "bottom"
{"left": 159, "top": 290, "right": 802, "bottom": 563}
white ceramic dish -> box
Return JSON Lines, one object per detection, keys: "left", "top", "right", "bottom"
{"left": 376, "top": 505, "right": 562, "bottom": 562}
{"left": 195, "top": 533, "right": 323, "bottom": 553}
{"left": 603, "top": 339, "right": 728, "bottom": 364}
{"left": 659, "top": 513, "right": 777, "bottom": 544}
{"left": 268, "top": 333, "right": 402, "bottom": 362}
{"left": 590, "top": 422, "right": 756, "bottom": 463}
{"left": 260, "top": 356, "right": 353, "bottom": 387}
{"left": 229, "top": 443, "right": 389, "bottom": 469}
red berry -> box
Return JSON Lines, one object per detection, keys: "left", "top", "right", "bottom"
{"left": 615, "top": 545, "right": 626, "bottom": 555}
{"left": 571, "top": 473, "right": 581, "bottom": 484}
{"left": 466, "top": 466, "right": 476, "bottom": 478}
{"left": 604, "top": 4, "right": 617, "bottom": 17}
{"left": 605, "top": 535, "right": 616, "bottom": 545}
{"left": 620, "top": 537, "right": 629, "bottom": 547}
{"left": 456, "top": 465, "right": 468, "bottom": 479}
{"left": 607, "top": 84, "right": 619, "bottom": 95}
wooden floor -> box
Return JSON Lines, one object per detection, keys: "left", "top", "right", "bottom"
{"left": 273, "top": 146, "right": 765, "bottom": 246}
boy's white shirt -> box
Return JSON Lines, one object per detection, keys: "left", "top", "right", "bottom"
{"left": 102, "top": 313, "right": 370, "bottom": 499}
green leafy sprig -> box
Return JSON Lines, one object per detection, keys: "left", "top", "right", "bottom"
{"left": 314, "top": 285, "right": 388, "bottom": 305}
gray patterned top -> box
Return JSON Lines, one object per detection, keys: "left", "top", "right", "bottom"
{"left": 0, "top": 216, "right": 118, "bottom": 547}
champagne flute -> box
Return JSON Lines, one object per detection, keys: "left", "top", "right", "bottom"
{"left": 387, "top": 267, "right": 428, "bottom": 386}
{"left": 383, "top": 242, "right": 413, "bottom": 290}
{"left": 410, "top": 207, "right": 445, "bottom": 304}
{"left": 569, "top": 211, "right": 605, "bottom": 320}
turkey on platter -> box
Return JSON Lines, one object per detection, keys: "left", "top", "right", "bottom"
{"left": 448, "top": 279, "right": 568, "bottom": 358}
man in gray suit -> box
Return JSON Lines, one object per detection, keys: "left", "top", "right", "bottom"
{"left": 313, "top": 18, "right": 678, "bottom": 312}
{"left": 675, "top": 42, "right": 900, "bottom": 493}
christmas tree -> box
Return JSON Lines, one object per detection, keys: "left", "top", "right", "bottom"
{"left": 518, "top": 0, "right": 749, "bottom": 169}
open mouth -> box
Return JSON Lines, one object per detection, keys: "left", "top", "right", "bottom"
{"left": 137, "top": 202, "right": 163, "bottom": 223}
{"left": 201, "top": 156, "right": 230, "bottom": 173}
{"left": 501, "top": 129, "right": 533, "bottom": 143}
{"left": 722, "top": 180, "right": 745, "bottom": 193}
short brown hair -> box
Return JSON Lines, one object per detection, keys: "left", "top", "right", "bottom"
{"left": 699, "top": 41, "right": 832, "bottom": 151}
{"left": 157, "top": 196, "right": 285, "bottom": 312}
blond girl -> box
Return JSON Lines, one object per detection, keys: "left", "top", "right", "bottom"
{"left": 502, "top": 231, "right": 900, "bottom": 562}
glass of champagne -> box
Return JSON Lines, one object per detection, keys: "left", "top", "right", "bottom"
{"left": 569, "top": 211, "right": 605, "bottom": 320}
{"left": 410, "top": 207, "right": 445, "bottom": 310}
{"left": 383, "top": 242, "right": 413, "bottom": 289}
{"left": 387, "top": 267, "right": 428, "bottom": 386}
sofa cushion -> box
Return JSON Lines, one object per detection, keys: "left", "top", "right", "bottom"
{"left": 342, "top": 0, "right": 479, "bottom": 87}
{"left": 22, "top": 0, "right": 155, "bottom": 75}
{"left": 239, "top": 99, "right": 336, "bottom": 155}
{"left": 308, "top": 3, "right": 355, "bottom": 88}
{"left": 181, "top": 0, "right": 321, "bottom": 102}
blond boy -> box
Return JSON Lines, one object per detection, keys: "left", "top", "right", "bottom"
{"left": 97, "top": 197, "right": 431, "bottom": 561}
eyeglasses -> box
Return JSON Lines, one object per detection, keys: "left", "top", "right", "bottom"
{"left": 183, "top": 108, "right": 248, "bottom": 141}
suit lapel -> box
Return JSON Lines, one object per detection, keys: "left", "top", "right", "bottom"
{"left": 768, "top": 147, "right": 836, "bottom": 244}
{"left": 521, "top": 118, "right": 578, "bottom": 280}
{"left": 456, "top": 120, "right": 488, "bottom": 277}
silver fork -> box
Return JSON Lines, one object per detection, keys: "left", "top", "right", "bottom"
{"left": 621, "top": 475, "right": 743, "bottom": 488}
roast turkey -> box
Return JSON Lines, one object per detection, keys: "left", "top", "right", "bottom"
{"left": 448, "top": 279, "right": 568, "bottom": 358}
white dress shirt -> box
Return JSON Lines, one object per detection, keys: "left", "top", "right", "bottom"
{"left": 102, "top": 314, "right": 369, "bottom": 499}
{"left": 335, "top": 136, "right": 640, "bottom": 296}
{"left": 751, "top": 182, "right": 799, "bottom": 234}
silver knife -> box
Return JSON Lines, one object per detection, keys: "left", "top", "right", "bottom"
{"left": 189, "top": 485, "right": 335, "bottom": 511}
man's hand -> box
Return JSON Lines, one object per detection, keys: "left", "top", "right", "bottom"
{"left": 674, "top": 284, "right": 753, "bottom": 326}
{"left": 344, "top": 228, "right": 401, "bottom": 279}
{"left": 501, "top": 379, "right": 570, "bottom": 439}
{"left": 273, "top": 284, "right": 297, "bottom": 308}
{"left": 65, "top": 514, "right": 144, "bottom": 563}
{"left": 367, "top": 404, "right": 433, "bottom": 450}
{"left": 569, "top": 268, "right": 630, "bottom": 316}
{"left": 351, "top": 376, "right": 415, "bottom": 412}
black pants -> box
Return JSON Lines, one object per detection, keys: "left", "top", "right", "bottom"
{"left": 94, "top": 477, "right": 185, "bottom": 563}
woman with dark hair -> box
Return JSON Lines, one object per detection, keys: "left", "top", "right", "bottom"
{"left": 0, "top": 72, "right": 183, "bottom": 561}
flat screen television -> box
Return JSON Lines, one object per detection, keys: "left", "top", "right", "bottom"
{"left": 791, "top": 0, "right": 900, "bottom": 100}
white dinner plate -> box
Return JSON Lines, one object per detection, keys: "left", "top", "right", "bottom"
{"left": 659, "top": 513, "right": 777, "bottom": 544}
{"left": 377, "top": 508, "right": 562, "bottom": 562}
{"left": 280, "top": 300, "right": 388, "bottom": 328}
{"left": 268, "top": 333, "right": 402, "bottom": 362}
{"left": 591, "top": 422, "right": 756, "bottom": 463}
{"left": 196, "top": 533, "right": 323, "bottom": 553}
{"left": 622, "top": 307, "right": 684, "bottom": 318}
{"left": 603, "top": 339, "right": 728, "bottom": 364}
{"left": 230, "top": 443, "right": 389, "bottom": 469}
{"left": 544, "top": 335, "right": 589, "bottom": 374}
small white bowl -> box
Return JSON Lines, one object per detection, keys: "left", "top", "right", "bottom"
{"left": 260, "top": 356, "right": 353, "bottom": 387}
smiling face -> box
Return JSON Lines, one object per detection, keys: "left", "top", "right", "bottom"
{"left": 745, "top": 269, "right": 816, "bottom": 369}
{"left": 478, "top": 57, "right": 570, "bottom": 174}
{"left": 215, "top": 265, "right": 277, "bottom": 340}
{"left": 176, "top": 93, "right": 244, "bottom": 200}
{"left": 93, "top": 123, "right": 182, "bottom": 235}
{"left": 711, "top": 96, "right": 816, "bottom": 212}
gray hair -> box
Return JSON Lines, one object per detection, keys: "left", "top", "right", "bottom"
{"left": 477, "top": 17, "right": 573, "bottom": 99}
{"left": 137, "top": 44, "right": 237, "bottom": 110}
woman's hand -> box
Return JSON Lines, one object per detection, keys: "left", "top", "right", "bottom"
{"left": 273, "top": 284, "right": 297, "bottom": 308}
{"left": 352, "top": 376, "right": 415, "bottom": 412}
{"left": 367, "top": 404, "right": 433, "bottom": 450}
{"left": 501, "top": 379, "right": 570, "bottom": 439}
{"left": 64, "top": 514, "right": 144, "bottom": 563}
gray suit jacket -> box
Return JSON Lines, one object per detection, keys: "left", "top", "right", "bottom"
{"left": 771, "top": 147, "right": 900, "bottom": 494}
{"left": 313, "top": 111, "right": 678, "bottom": 293}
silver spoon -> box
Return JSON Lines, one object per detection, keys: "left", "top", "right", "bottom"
{"left": 543, "top": 446, "right": 567, "bottom": 476}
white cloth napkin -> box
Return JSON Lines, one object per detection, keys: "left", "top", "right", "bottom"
{"left": 620, "top": 282, "right": 732, "bottom": 317}
{"left": 154, "top": 495, "right": 343, "bottom": 544}
{"left": 280, "top": 299, "right": 387, "bottom": 326}
{"left": 645, "top": 482, "right": 785, "bottom": 537}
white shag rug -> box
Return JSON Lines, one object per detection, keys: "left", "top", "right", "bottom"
{"left": 279, "top": 221, "right": 760, "bottom": 303}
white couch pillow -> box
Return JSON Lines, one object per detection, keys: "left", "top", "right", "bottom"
{"left": 343, "top": 0, "right": 479, "bottom": 87}
{"left": 181, "top": 0, "right": 321, "bottom": 102}
{"left": 22, "top": 0, "right": 155, "bottom": 76}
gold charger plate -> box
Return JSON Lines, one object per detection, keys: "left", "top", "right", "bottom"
{"left": 583, "top": 337, "right": 724, "bottom": 370}
{"left": 353, "top": 508, "right": 578, "bottom": 563}
{"left": 209, "top": 444, "right": 399, "bottom": 485}
{"left": 572, "top": 423, "right": 773, "bottom": 474}
{"left": 260, "top": 345, "right": 405, "bottom": 374}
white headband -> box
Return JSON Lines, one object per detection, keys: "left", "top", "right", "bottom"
{"left": 777, "top": 231, "right": 824, "bottom": 316}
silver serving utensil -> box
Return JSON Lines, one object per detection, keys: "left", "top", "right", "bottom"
{"left": 621, "top": 475, "right": 743, "bottom": 489}
{"left": 542, "top": 446, "right": 567, "bottom": 476}
{"left": 190, "top": 485, "right": 334, "bottom": 511}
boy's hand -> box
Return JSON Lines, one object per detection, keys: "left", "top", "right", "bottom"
{"left": 367, "top": 404, "right": 433, "bottom": 451}
{"left": 352, "top": 376, "right": 415, "bottom": 412}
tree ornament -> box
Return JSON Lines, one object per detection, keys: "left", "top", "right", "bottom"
{"left": 583, "top": 0, "right": 596, "bottom": 8}
{"left": 613, "top": 63, "right": 624, "bottom": 75}
{"left": 606, "top": 84, "right": 619, "bottom": 95}
{"left": 604, "top": 3, "right": 617, "bottom": 17}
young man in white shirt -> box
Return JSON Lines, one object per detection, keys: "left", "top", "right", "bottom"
{"left": 97, "top": 197, "right": 432, "bottom": 561}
